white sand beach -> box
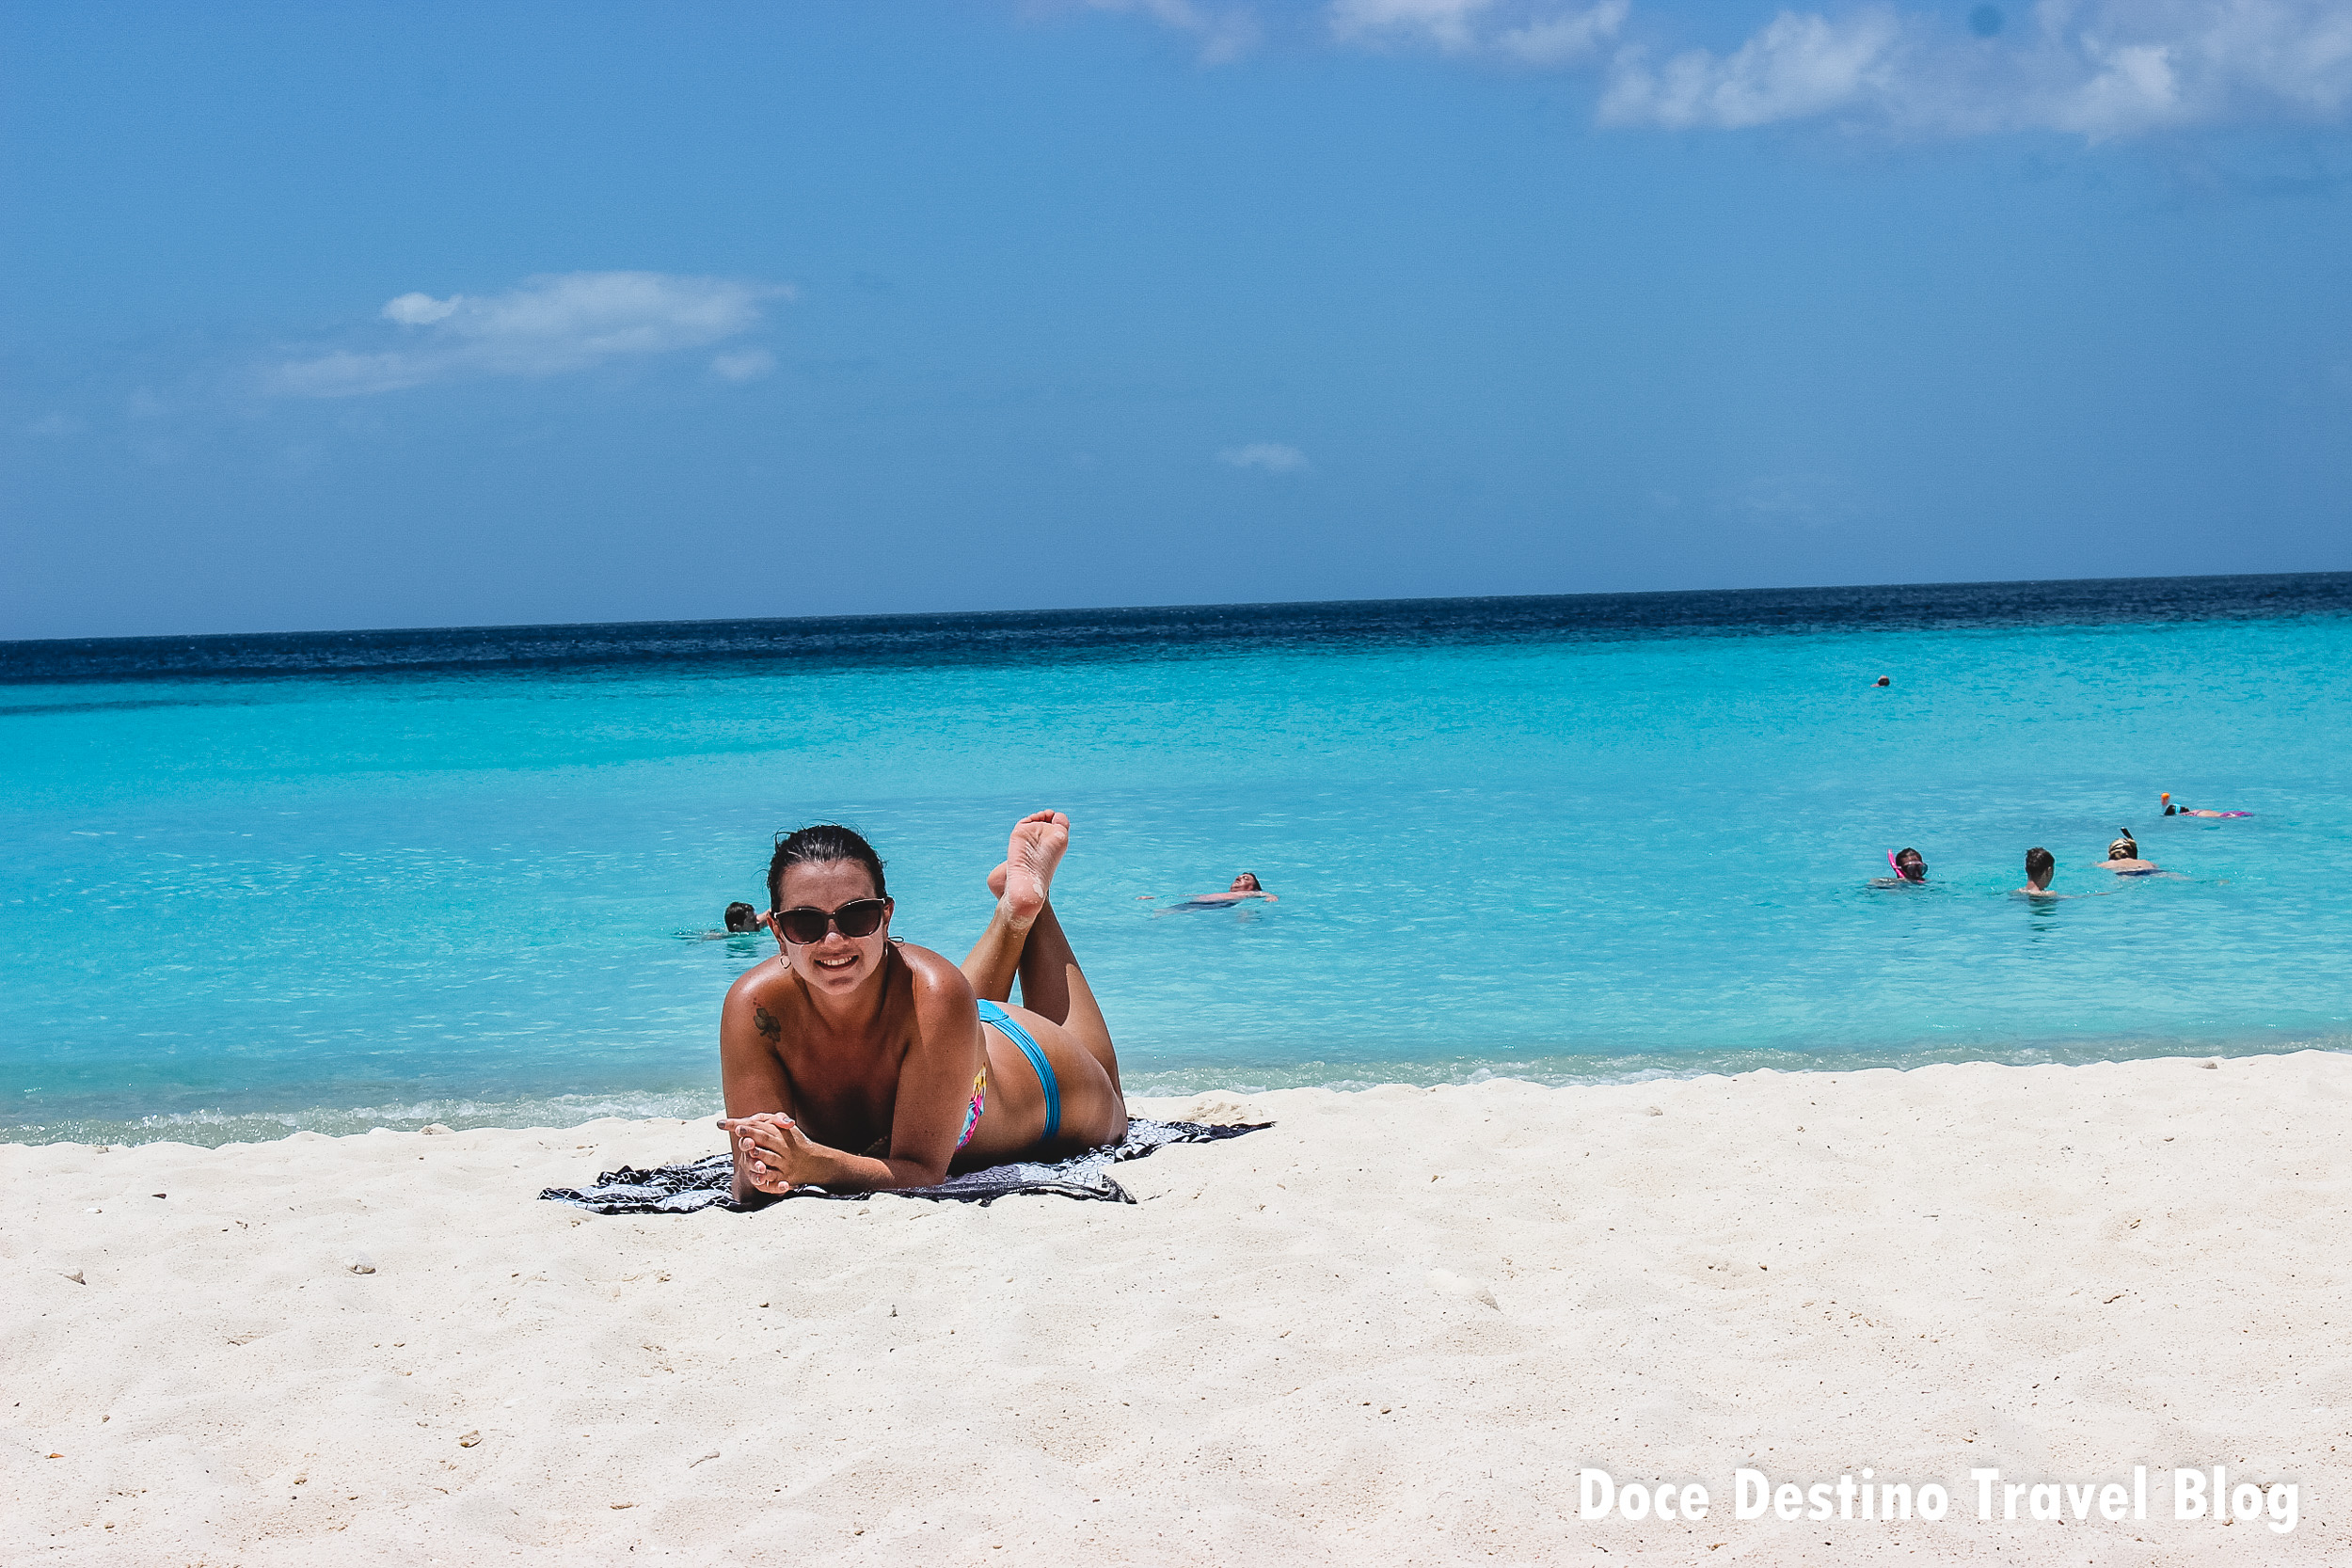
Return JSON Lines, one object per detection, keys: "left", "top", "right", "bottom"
{"left": 8, "top": 1051, "right": 2348, "bottom": 1565}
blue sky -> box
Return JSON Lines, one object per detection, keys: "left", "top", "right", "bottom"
{"left": 3, "top": 0, "right": 2347, "bottom": 639}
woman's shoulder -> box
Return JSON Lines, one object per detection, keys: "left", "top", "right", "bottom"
{"left": 723, "top": 954, "right": 789, "bottom": 1006}
{"left": 892, "top": 942, "right": 974, "bottom": 994}
{"left": 890, "top": 944, "right": 980, "bottom": 1031}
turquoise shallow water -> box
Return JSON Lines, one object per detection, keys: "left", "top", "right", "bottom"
{"left": 5, "top": 578, "right": 2349, "bottom": 1146}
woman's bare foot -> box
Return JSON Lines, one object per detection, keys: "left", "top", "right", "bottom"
{"left": 994, "top": 811, "right": 1070, "bottom": 929}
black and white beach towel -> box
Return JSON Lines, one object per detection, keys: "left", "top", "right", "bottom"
{"left": 540, "top": 1117, "right": 1270, "bottom": 1214}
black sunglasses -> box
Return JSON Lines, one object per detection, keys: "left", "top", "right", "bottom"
{"left": 771, "top": 898, "right": 889, "bottom": 945}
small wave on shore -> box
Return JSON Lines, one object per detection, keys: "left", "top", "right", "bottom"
{"left": 3, "top": 1088, "right": 726, "bottom": 1150}
{"left": 14, "top": 1029, "right": 2344, "bottom": 1148}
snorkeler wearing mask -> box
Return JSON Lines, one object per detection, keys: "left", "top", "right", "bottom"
{"left": 1873, "top": 847, "right": 1928, "bottom": 887}
{"left": 2100, "top": 834, "right": 2163, "bottom": 875}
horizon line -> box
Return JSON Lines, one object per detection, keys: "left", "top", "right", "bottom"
{"left": 7, "top": 568, "right": 2347, "bottom": 652}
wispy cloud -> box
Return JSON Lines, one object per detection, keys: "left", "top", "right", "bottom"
{"left": 1052, "top": 0, "right": 1263, "bottom": 63}
{"left": 1219, "top": 441, "right": 1312, "bottom": 472}
{"left": 1059, "top": 0, "right": 2352, "bottom": 137}
{"left": 710, "top": 348, "right": 778, "bottom": 383}
{"left": 270, "top": 272, "right": 790, "bottom": 398}
{"left": 1599, "top": 1, "right": 2352, "bottom": 137}
{"left": 1599, "top": 9, "right": 1902, "bottom": 130}
{"left": 1329, "top": 0, "right": 1628, "bottom": 65}
{"left": 1720, "top": 472, "right": 1861, "bottom": 531}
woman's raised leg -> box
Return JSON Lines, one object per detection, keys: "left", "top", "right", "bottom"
{"left": 961, "top": 811, "right": 1122, "bottom": 1098}
{"left": 959, "top": 811, "right": 1066, "bottom": 1003}
{"left": 1009, "top": 899, "right": 1120, "bottom": 1098}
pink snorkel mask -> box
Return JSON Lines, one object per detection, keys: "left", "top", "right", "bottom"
{"left": 1888, "top": 850, "right": 1925, "bottom": 882}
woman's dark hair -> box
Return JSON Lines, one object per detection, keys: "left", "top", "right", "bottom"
{"left": 768, "top": 824, "right": 887, "bottom": 911}
{"left": 2025, "top": 847, "right": 2054, "bottom": 879}
{"left": 1236, "top": 871, "right": 1263, "bottom": 890}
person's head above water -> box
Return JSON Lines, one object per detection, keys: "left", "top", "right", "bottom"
{"left": 2161, "top": 792, "right": 2175, "bottom": 816}
{"left": 1892, "top": 847, "right": 1926, "bottom": 882}
{"left": 2108, "top": 834, "right": 2138, "bottom": 861}
{"left": 2025, "top": 847, "right": 2054, "bottom": 891}
{"left": 1230, "top": 871, "right": 1263, "bottom": 893}
{"left": 765, "top": 824, "right": 894, "bottom": 996}
{"left": 723, "top": 901, "right": 761, "bottom": 933}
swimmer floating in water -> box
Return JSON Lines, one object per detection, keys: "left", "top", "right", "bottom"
{"left": 717, "top": 814, "right": 1128, "bottom": 1200}
{"left": 1197, "top": 871, "right": 1278, "bottom": 904}
{"left": 2162, "top": 793, "right": 2250, "bottom": 818}
{"left": 1155, "top": 872, "right": 1279, "bottom": 911}
{"left": 2018, "top": 847, "right": 2058, "bottom": 896}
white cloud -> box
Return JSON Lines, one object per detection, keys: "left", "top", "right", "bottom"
{"left": 710, "top": 348, "right": 777, "bottom": 382}
{"left": 1499, "top": 0, "right": 1630, "bottom": 64}
{"left": 382, "top": 293, "right": 459, "bottom": 325}
{"left": 271, "top": 272, "right": 790, "bottom": 398}
{"left": 1218, "top": 441, "right": 1311, "bottom": 472}
{"left": 1600, "top": 9, "right": 1902, "bottom": 129}
{"left": 1598, "top": 1, "right": 2352, "bottom": 137}
{"left": 1068, "top": 0, "right": 2352, "bottom": 136}
{"left": 2035, "top": 0, "right": 2352, "bottom": 136}
{"left": 1331, "top": 0, "right": 1490, "bottom": 52}
{"left": 1329, "top": 0, "right": 1627, "bottom": 62}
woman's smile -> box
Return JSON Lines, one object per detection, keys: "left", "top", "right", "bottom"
{"left": 797, "top": 938, "right": 875, "bottom": 987}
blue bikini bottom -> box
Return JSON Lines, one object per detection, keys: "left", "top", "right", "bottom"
{"left": 978, "top": 998, "right": 1060, "bottom": 1142}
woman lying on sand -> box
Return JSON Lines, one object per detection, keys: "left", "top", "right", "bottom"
{"left": 717, "top": 813, "right": 1127, "bottom": 1200}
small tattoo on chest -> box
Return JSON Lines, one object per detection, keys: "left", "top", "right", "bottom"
{"left": 754, "top": 1003, "right": 780, "bottom": 1042}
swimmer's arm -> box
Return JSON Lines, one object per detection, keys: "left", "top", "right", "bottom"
{"left": 870, "top": 961, "right": 982, "bottom": 1187}
{"left": 718, "top": 972, "right": 801, "bottom": 1205}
